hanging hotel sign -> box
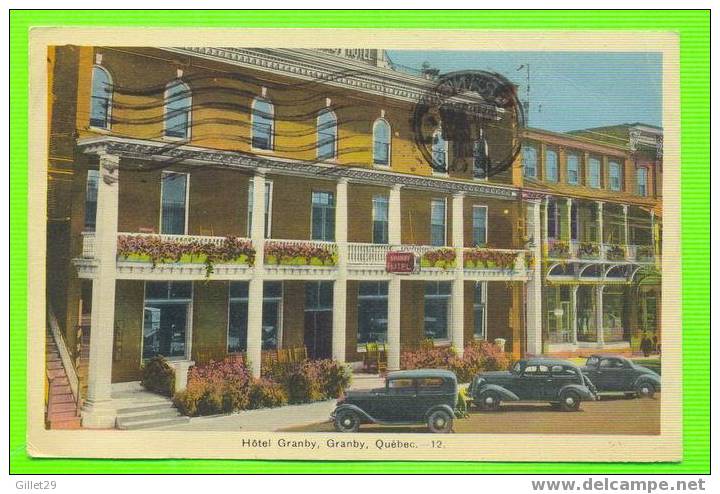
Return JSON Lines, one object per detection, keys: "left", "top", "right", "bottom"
{"left": 386, "top": 251, "right": 419, "bottom": 274}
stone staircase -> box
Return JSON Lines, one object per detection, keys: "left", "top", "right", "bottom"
{"left": 112, "top": 382, "right": 190, "bottom": 430}
{"left": 45, "top": 332, "right": 82, "bottom": 429}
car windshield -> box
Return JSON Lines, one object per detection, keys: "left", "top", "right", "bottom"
{"left": 586, "top": 356, "right": 600, "bottom": 366}
{"left": 512, "top": 362, "right": 523, "bottom": 374}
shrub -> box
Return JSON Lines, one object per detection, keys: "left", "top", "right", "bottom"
{"left": 311, "top": 360, "right": 352, "bottom": 399}
{"left": 173, "top": 357, "right": 253, "bottom": 416}
{"left": 249, "top": 379, "right": 289, "bottom": 409}
{"left": 262, "top": 359, "right": 352, "bottom": 403}
{"left": 400, "top": 340, "right": 510, "bottom": 383}
{"left": 141, "top": 356, "right": 175, "bottom": 397}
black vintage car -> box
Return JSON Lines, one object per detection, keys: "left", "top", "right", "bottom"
{"left": 469, "top": 358, "right": 597, "bottom": 412}
{"left": 581, "top": 355, "right": 661, "bottom": 398}
{"left": 332, "top": 369, "right": 458, "bottom": 433}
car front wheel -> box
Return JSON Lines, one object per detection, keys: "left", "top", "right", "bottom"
{"left": 477, "top": 390, "right": 502, "bottom": 411}
{"left": 427, "top": 409, "right": 453, "bottom": 433}
{"left": 636, "top": 382, "right": 656, "bottom": 399}
{"left": 559, "top": 390, "right": 582, "bottom": 412}
{"left": 334, "top": 410, "right": 361, "bottom": 433}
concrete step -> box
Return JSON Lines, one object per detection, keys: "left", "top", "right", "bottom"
{"left": 116, "top": 401, "right": 175, "bottom": 415}
{"left": 116, "top": 408, "right": 182, "bottom": 425}
{"left": 117, "top": 415, "right": 190, "bottom": 430}
{"left": 49, "top": 393, "right": 75, "bottom": 405}
{"left": 49, "top": 401, "right": 78, "bottom": 414}
{"left": 47, "top": 360, "right": 63, "bottom": 370}
{"left": 50, "top": 383, "right": 72, "bottom": 395}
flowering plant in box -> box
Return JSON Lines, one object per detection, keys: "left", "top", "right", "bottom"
{"left": 420, "top": 248, "right": 456, "bottom": 269}
{"left": 578, "top": 241, "right": 600, "bottom": 259}
{"left": 264, "top": 242, "right": 337, "bottom": 266}
{"left": 463, "top": 248, "right": 518, "bottom": 270}
{"left": 606, "top": 244, "right": 626, "bottom": 260}
{"left": 116, "top": 235, "right": 255, "bottom": 276}
{"left": 547, "top": 240, "right": 570, "bottom": 258}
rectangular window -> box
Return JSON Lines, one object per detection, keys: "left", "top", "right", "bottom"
{"left": 424, "top": 282, "right": 451, "bottom": 341}
{"left": 522, "top": 145, "right": 538, "bottom": 178}
{"left": 609, "top": 161, "right": 622, "bottom": 191}
{"left": 227, "top": 281, "right": 283, "bottom": 352}
{"left": 160, "top": 172, "right": 188, "bottom": 235}
{"left": 247, "top": 179, "right": 273, "bottom": 238}
{"left": 84, "top": 169, "right": 99, "bottom": 231}
{"left": 357, "top": 281, "right": 389, "bottom": 345}
{"left": 570, "top": 200, "right": 579, "bottom": 241}
{"left": 636, "top": 168, "right": 648, "bottom": 196}
{"left": 566, "top": 153, "right": 579, "bottom": 185}
{"left": 472, "top": 205, "right": 487, "bottom": 247}
{"left": 311, "top": 191, "right": 335, "bottom": 241}
{"left": 587, "top": 157, "right": 601, "bottom": 189}
{"left": 430, "top": 198, "right": 446, "bottom": 246}
{"left": 545, "top": 148, "right": 559, "bottom": 182}
{"left": 473, "top": 282, "right": 487, "bottom": 340}
{"left": 372, "top": 195, "right": 389, "bottom": 244}
{"left": 143, "top": 282, "right": 192, "bottom": 360}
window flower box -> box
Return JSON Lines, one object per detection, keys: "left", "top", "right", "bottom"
{"left": 547, "top": 240, "right": 570, "bottom": 259}
{"left": 264, "top": 242, "right": 337, "bottom": 267}
{"left": 578, "top": 241, "right": 600, "bottom": 259}
{"left": 420, "top": 248, "right": 457, "bottom": 270}
{"left": 117, "top": 235, "right": 255, "bottom": 276}
{"left": 463, "top": 248, "right": 518, "bottom": 270}
{"left": 606, "top": 244, "right": 626, "bottom": 261}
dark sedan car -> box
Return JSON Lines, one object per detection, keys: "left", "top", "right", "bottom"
{"left": 468, "top": 358, "right": 597, "bottom": 412}
{"left": 332, "top": 369, "right": 458, "bottom": 433}
{"left": 582, "top": 355, "right": 661, "bottom": 398}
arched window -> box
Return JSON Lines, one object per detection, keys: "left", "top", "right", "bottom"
{"left": 90, "top": 66, "right": 112, "bottom": 129}
{"left": 164, "top": 80, "right": 192, "bottom": 139}
{"left": 431, "top": 127, "right": 448, "bottom": 172}
{"left": 316, "top": 109, "right": 337, "bottom": 160}
{"left": 473, "top": 132, "right": 489, "bottom": 179}
{"left": 373, "top": 118, "right": 391, "bottom": 166}
{"left": 251, "top": 98, "right": 274, "bottom": 150}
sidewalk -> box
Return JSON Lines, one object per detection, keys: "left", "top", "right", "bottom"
{"left": 152, "top": 399, "right": 337, "bottom": 431}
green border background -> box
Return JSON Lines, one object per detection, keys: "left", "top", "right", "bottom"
{"left": 9, "top": 10, "right": 709, "bottom": 474}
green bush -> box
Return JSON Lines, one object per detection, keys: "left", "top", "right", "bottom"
{"left": 249, "top": 379, "right": 289, "bottom": 409}
{"left": 141, "top": 356, "right": 175, "bottom": 397}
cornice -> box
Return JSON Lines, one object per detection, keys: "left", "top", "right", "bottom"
{"left": 163, "top": 47, "right": 502, "bottom": 114}
{"left": 77, "top": 136, "right": 518, "bottom": 200}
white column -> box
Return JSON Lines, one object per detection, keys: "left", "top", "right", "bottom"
{"left": 525, "top": 199, "right": 543, "bottom": 355}
{"left": 388, "top": 184, "right": 402, "bottom": 245}
{"left": 596, "top": 285, "right": 605, "bottom": 346}
{"left": 451, "top": 193, "right": 465, "bottom": 356}
{"left": 571, "top": 285, "right": 578, "bottom": 344}
{"left": 332, "top": 179, "right": 348, "bottom": 362}
{"left": 247, "top": 171, "right": 267, "bottom": 377}
{"left": 622, "top": 204, "right": 629, "bottom": 246}
{"left": 566, "top": 198, "right": 573, "bottom": 242}
{"left": 596, "top": 201, "right": 604, "bottom": 259}
{"left": 387, "top": 276, "right": 401, "bottom": 371}
{"left": 81, "top": 154, "right": 120, "bottom": 428}
{"left": 650, "top": 210, "right": 656, "bottom": 253}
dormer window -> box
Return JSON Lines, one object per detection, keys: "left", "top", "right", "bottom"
{"left": 90, "top": 65, "right": 112, "bottom": 129}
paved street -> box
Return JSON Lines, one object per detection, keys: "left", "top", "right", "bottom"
{"left": 281, "top": 395, "right": 661, "bottom": 435}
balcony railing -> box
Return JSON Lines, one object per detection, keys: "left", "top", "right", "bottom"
{"left": 545, "top": 238, "right": 655, "bottom": 264}
{"left": 348, "top": 242, "right": 392, "bottom": 265}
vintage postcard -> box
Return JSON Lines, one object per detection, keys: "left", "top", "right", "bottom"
{"left": 28, "top": 27, "right": 681, "bottom": 462}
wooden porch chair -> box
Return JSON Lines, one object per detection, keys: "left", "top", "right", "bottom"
{"left": 277, "top": 348, "right": 290, "bottom": 364}
{"left": 294, "top": 346, "right": 308, "bottom": 362}
{"left": 363, "top": 342, "right": 380, "bottom": 373}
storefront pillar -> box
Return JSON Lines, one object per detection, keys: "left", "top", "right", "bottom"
{"left": 332, "top": 179, "right": 348, "bottom": 362}
{"left": 571, "top": 285, "right": 579, "bottom": 344}
{"left": 622, "top": 204, "right": 629, "bottom": 246}
{"left": 596, "top": 285, "right": 605, "bottom": 346}
{"left": 596, "top": 201, "right": 604, "bottom": 257}
{"left": 81, "top": 154, "right": 120, "bottom": 428}
{"left": 451, "top": 193, "right": 465, "bottom": 356}
{"left": 525, "top": 199, "right": 543, "bottom": 355}
{"left": 387, "top": 276, "right": 401, "bottom": 371}
{"left": 246, "top": 171, "right": 267, "bottom": 377}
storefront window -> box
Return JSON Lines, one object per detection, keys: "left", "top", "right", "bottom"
{"left": 603, "top": 287, "right": 626, "bottom": 342}
{"left": 576, "top": 285, "right": 597, "bottom": 342}
{"left": 424, "top": 282, "right": 451, "bottom": 341}
{"left": 546, "top": 286, "right": 572, "bottom": 343}
{"left": 143, "top": 281, "right": 192, "bottom": 360}
{"left": 227, "top": 281, "right": 283, "bottom": 353}
{"left": 357, "top": 281, "right": 388, "bottom": 344}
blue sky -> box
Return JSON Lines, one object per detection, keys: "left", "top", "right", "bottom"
{"left": 385, "top": 51, "right": 662, "bottom": 133}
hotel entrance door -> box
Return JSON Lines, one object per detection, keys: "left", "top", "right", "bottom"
{"left": 304, "top": 281, "right": 333, "bottom": 360}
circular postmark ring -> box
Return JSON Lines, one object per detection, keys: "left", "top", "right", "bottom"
{"left": 411, "top": 70, "right": 525, "bottom": 178}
